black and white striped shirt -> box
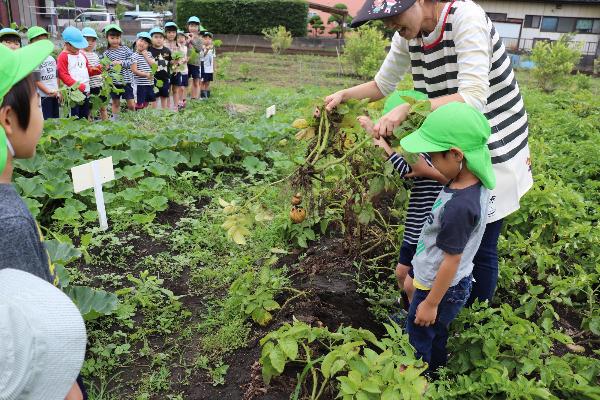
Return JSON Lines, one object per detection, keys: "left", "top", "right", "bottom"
{"left": 131, "top": 51, "right": 154, "bottom": 86}
{"left": 376, "top": 0, "right": 533, "bottom": 223}
{"left": 389, "top": 153, "right": 443, "bottom": 244}
{"left": 103, "top": 45, "right": 134, "bottom": 84}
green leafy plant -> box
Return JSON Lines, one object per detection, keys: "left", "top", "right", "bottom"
{"left": 259, "top": 319, "right": 427, "bottom": 399}
{"left": 262, "top": 26, "right": 293, "bottom": 55}
{"left": 531, "top": 34, "right": 582, "bottom": 92}
{"left": 342, "top": 26, "right": 389, "bottom": 79}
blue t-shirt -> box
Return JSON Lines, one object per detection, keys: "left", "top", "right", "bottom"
{"left": 412, "top": 182, "right": 490, "bottom": 289}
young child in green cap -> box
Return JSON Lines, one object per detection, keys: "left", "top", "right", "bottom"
{"left": 359, "top": 90, "right": 447, "bottom": 316}
{"left": 28, "top": 26, "right": 62, "bottom": 119}
{"left": 0, "top": 38, "right": 86, "bottom": 400}
{"left": 399, "top": 102, "right": 496, "bottom": 373}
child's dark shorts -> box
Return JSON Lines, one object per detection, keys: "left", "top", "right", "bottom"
{"left": 136, "top": 84, "right": 156, "bottom": 105}
{"left": 201, "top": 72, "right": 213, "bottom": 82}
{"left": 398, "top": 241, "right": 416, "bottom": 278}
{"left": 110, "top": 83, "right": 134, "bottom": 100}
{"left": 175, "top": 73, "right": 189, "bottom": 87}
{"left": 155, "top": 77, "right": 170, "bottom": 98}
{"left": 169, "top": 73, "right": 179, "bottom": 86}
{"left": 89, "top": 86, "right": 107, "bottom": 103}
{"left": 188, "top": 64, "right": 200, "bottom": 79}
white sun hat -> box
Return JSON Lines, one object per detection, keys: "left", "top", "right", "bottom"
{"left": 0, "top": 268, "right": 87, "bottom": 400}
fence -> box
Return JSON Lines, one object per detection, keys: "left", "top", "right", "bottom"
{"left": 500, "top": 36, "right": 598, "bottom": 70}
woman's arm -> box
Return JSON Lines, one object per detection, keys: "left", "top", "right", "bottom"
{"left": 324, "top": 32, "right": 410, "bottom": 112}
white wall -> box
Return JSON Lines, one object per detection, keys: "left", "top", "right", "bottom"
{"left": 476, "top": 0, "right": 600, "bottom": 51}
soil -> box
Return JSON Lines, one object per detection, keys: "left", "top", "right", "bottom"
{"left": 176, "top": 237, "right": 384, "bottom": 400}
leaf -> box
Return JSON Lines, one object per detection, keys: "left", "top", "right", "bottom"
{"left": 292, "top": 118, "right": 308, "bottom": 129}
{"left": 322, "top": 350, "right": 340, "bottom": 379}
{"left": 156, "top": 149, "right": 187, "bottom": 166}
{"left": 278, "top": 337, "right": 298, "bottom": 360}
{"left": 268, "top": 346, "right": 286, "bottom": 373}
{"left": 263, "top": 299, "right": 280, "bottom": 311}
{"left": 242, "top": 156, "right": 267, "bottom": 176}
{"left": 64, "top": 285, "right": 119, "bottom": 321}
{"left": 45, "top": 240, "right": 82, "bottom": 265}
{"left": 128, "top": 149, "right": 156, "bottom": 165}
{"left": 15, "top": 176, "right": 46, "bottom": 198}
{"left": 295, "top": 127, "right": 315, "bottom": 141}
{"left": 208, "top": 141, "right": 233, "bottom": 158}
{"left": 144, "top": 196, "right": 169, "bottom": 211}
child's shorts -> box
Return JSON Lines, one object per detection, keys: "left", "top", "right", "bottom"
{"left": 201, "top": 72, "right": 213, "bottom": 82}
{"left": 175, "top": 73, "right": 189, "bottom": 87}
{"left": 169, "top": 73, "right": 179, "bottom": 86}
{"left": 110, "top": 83, "right": 134, "bottom": 100}
{"left": 136, "top": 84, "right": 156, "bottom": 105}
{"left": 188, "top": 64, "right": 200, "bottom": 79}
{"left": 90, "top": 86, "right": 107, "bottom": 103}
{"left": 154, "top": 77, "right": 170, "bottom": 98}
{"left": 41, "top": 96, "right": 60, "bottom": 119}
{"left": 398, "top": 241, "right": 416, "bottom": 278}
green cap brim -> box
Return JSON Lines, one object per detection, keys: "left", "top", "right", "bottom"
{"left": 400, "top": 128, "right": 449, "bottom": 154}
{"left": 0, "top": 39, "right": 54, "bottom": 175}
{"left": 463, "top": 147, "right": 496, "bottom": 189}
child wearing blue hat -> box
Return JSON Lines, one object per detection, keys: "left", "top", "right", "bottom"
{"left": 57, "top": 27, "right": 102, "bottom": 119}
{"left": 82, "top": 27, "right": 107, "bottom": 120}
{"left": 131, "top": 32, "right": 157, "bottom": 109}
{"left": 0, "top": 27, "right": 21, "bottom": 49}
{"left": 186, "top": 16, "right": 204, "bottom": 100}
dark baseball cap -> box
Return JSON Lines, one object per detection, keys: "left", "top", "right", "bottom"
{"left": 351, "top": 0, "right": 417, "bottom": 28}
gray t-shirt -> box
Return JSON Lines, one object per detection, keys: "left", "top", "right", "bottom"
{"left": 413, "top": 182, "right": 490, "bottom": 289}
{"left": 0, "top": 184, "right": 56, "bottom": 285}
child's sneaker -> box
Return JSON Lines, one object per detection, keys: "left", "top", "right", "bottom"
{"left": 177, "top": 101, "right": 184, "bottom": 111}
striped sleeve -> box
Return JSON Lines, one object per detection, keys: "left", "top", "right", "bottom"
{"left": 388, "top": 152, "right": 411, "bottom": 178}
{"left": 374, "top": 32, "right": 411, "bottom": 96}
{"left": 452, "top": 2, "right": 492, "bottom": 112}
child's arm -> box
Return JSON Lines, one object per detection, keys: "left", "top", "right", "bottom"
{"left": 82, "top": 53, "right": 102, "bottom": 77}
{"left": 57, "top": 52, "right": 86, "bottom": 93}
{"left": 36, "top": 81, "right": 55, "bottom": 96}
{"left": 414, "top": 252, "right": 461, "bottom": 326}
{"left": 143, "top": 50, "right": 156, "bottom": 65}
{"left": 131, "top": 61, "right": 152, "bottom": 79}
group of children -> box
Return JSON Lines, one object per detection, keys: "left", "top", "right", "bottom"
{"left": 0, "top": 15, "right": 216, "bottom": 121}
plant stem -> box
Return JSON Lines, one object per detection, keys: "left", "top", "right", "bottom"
{"left": 310, "top": 112, "right": 330, "bottom": 166}
{"left": 306, "top": 109, "right": 325, "bottom": 164}
{"left": 314, "top": 136, "right": 371, "bottom": 173}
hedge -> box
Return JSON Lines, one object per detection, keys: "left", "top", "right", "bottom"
{"left": 176, "top": 0, "right": 308, "bottom": 37}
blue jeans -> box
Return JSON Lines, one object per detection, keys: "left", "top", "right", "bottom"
{"left": 406, "top": 275, "right": 472, "bottom": 371}
{"left": 467, "top": 219, "right": 504, "bottom": 306}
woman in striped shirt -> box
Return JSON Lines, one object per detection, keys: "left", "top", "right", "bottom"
{"left": 326, "top": 0, "right": 533, "bottom": 307}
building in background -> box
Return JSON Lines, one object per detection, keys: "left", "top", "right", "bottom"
{"left": 478, "top": 0, "right": 600, "bottom": 66}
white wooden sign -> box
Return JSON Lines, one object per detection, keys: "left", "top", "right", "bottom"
{"left": 71, "top": 156, "right": 115, "bottom": 230}
{"left": 266, "top": 105, "right": 276, "bottom": 118}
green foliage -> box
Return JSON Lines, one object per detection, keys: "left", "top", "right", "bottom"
{"left": 328, "top": 3, "right": 353, "bottom": 38}
{"left": 342, "top": 26, "right": 390, "bottom": 79}
{"left": 176, "top": 0, "right": 308, "bottom": 36}
{"left": 531, "top": 34, "right": 582, "bottom": 92}
{"left": 259, "top": 319, "right": 427, "bottom": 399}
{"left": 262, "top": 25, "right": 293, "bottom": 55}
{"left": 309, "top": 15, "right": 325, "bottom": 37}
{"left": 430, "top": 303, "right": 600, "bottom": 399}
{"left": 227, "top": 267, "right": 286, "bottom": 326}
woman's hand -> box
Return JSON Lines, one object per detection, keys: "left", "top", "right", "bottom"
{"left": 373, "top": 103, "right": 410, "bottom": 138}
{"left": 324, "top": 90, "right": 346, "bottom": 112}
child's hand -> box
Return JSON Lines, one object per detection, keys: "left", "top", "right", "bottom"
{"left": 357, "top": 115, "right": 375, "bottom": 135}
{"left": 415, "top": 299, "right": 438, "bottom": 327}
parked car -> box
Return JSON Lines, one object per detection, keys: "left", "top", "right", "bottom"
{"left": 69, "top": 11, "right": 117, "bottom": 31}
{"left": 136, "top": 17, "right": 161, "bottom": 30}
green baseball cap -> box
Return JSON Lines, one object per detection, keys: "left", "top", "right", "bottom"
{"left": 103, "top": 24, "right": 122, "bottom": 34}
{"left": 27, "top": 26, "right": 49, "bottom": 41}
{"left": 0, "top": 39, "right": 54, "bottom": 175}
{"left": 383, "top": 89, "right": 428, "bottom": 115}
{"left": 400, "top": 102, "right": 496, "bottom": 189}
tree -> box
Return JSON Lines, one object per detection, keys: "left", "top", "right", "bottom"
{"left": 309, "top": 14, "right": 325, "bottom": 37}
{"left": 327, "top": 3, "right": 352, "bottom": 39}
{"left": 531, "top": 34, "right": 582, "bottom": 92}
